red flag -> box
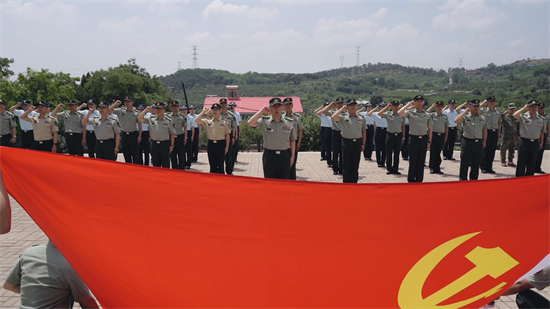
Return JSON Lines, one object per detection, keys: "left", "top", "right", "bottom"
{"left": 1, "top": 147, "right": 548, "bottom": 308}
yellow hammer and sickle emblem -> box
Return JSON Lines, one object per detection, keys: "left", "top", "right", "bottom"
{"left": 398, "top": 232, "right": 519, "bottom": 308}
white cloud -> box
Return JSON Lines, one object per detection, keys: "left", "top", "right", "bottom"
{"left": 441, "top": 42, "right": 477, "bottom": 53}
{"left": 159, "top": 20, "right": 187, "bottom": 31}
{"left": 432, "top": 0, "right": 506, "bottom": 31}
{"left": 3, "top": 1, "right": 78, "bottom": 25}
{"left": 98, "top": 17, "right": 146, "bottom": 34}
{"left": 149, "top": 0, "right": 187, "bottom": 13}
{"left": 507, "top": 38, "right": 523, "bottom": 48}
{"left": 375, "top": 23, "right": 420, "bottom": 43}
{"left": 180, "top": 32, "right": 217, "bottom": 46}
{"left": 372, "top": 7, "right": 388, "bottom": 19}
{"left": 314, "top": 18, "right": 379, "bottom": 45}
{"left": 202, "top": 0, "right": 279, "bottom": 20}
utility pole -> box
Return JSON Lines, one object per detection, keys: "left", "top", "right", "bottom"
{"left": 340, "top": 55, "right": 345, "bottom": 68}
{"left": 356, "top": 46, "right": 361, "bottom": 67}
{"left": 192, "top": 46, "right": 199, "bottom": 69}
{"left": 458, "top": 57, "right": 464, "bottom": 68}
{"left": 177, "top": 61, "right": 181, "bottom": 71}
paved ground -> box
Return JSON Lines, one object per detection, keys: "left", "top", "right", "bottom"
{"left": 1, "top": 150, "right": 548, "bottom": 308}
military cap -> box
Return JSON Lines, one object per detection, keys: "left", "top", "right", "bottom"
{"left": 335, "top": 97, "right": 344, "bottom": 103}
{"left": 22, "top": 100, "right": 31, "bottom": 105}
{"left": 379, "top": 102, "right": 387, "bottom": 107}
{"left": 435, "top": 100, "right": 444, "bottom": 106}
{"left": 468, "top": 99, "right": 481, "bottom": 106}
{"left": 179, "top": 105, "right": 188, "bottom": 110}
{"left": 269, "top": 97, "right": 282, "bottom": 106}
{"left": 137, "top": 104, "right": 146, "bottom": 110}
{"left": 211, "top": 103, "right": 222, "bottom": 109}
{"left": 527, "top": 99, "right": 538, "bottom": 106}
{"left": 390, "top": 100, "right": 400, "bottom": 105}
{"left": 124, "top": 96, "right": 133, "bottom": 101}
{"left": 98, "top": 101, "right": 110, "bottom": 107}
{"left": 219, "top": 98, "right": 228, "bottom": 104}
{"left": 364, "top": 102, "right": 373, "bottom": 107}
{"left": 282, "top": 98, "right": 293, "bottom": 104}
{"left": 153, "top": 101, "right": 166, "bottom": 109}
{"left": 486, "top": 95, "right": 496, "bottom": 102}
{"left": 323, "top": 102, "right": 330, "bottom": 106}
{"left": 87, "top": 99, "right": 97, "bottom": 105}
{"left": 227, "top": 105, "right": 233, "bottom": 109}
{"left": 448, "top": 99, "right": 456, "bottom": 104}
{"left": 413, "top": 95, "right": 424, "bottom": 101}
{"left": 189, "top": 105, "right": 196, "bottom": 109}
{"left": 67, "top": 99, "right": 78, "bottom": 105}
{"left": 37, "top": 101, "right": 48, "bottom": 107}
{"left": 507, "top": 103, "right": 516, "bottom": 109}
{"left": 538, "top": 102, "right": 545, "bottom": 108}
{"left": 346, "top": 98, "right": 357, "bottom": 105}
{"left": 0, "top": 99, "right": 6, "bottom": 105}
{"left": 229, "top": 102, "right": 237, "bottom": 106}
{"left": 170, "top": 100, "right": 179, "bottom": 106}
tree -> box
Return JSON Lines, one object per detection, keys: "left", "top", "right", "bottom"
{"left": 0, "top": 57, "right": 14, "bottom": 80}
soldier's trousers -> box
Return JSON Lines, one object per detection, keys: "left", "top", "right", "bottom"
{"left": 289, "top": 150, "right": 299, "bottom": 180}
{"left": 85, "top": 130, "right": 96, "bottom": 158}
{"left": 96, "top": 138, "right": 116, "bottom": 161}
{"left": 535, "top": 133, "right": 547, "bottom": 172}
{"left": 459, "top": 138, "right": 482, "bottom": 180}
{"left": 121, "top": 131, "right": 140, "bottom": 164}
{"left": 375, "top": 127, "right": 387, "bottom": 166}
{"left": 65, "top": 132, "right": 84, "bottom": 156}
{"left": 138, "top": 131, "right": 150, "bottom": 165}
{"left": 325, "top": 128, "right": 333, "bottom": 165}
{"left": 151, "top": 140, "right": 171, "bottom": 168}
{"left": 207, "top": 139, "right": 225, "bottom": 174}
{"left": 516, "top": 138, "right": 539, "bottom": 177}
{"left": 263, "top": 149, "right": 290, "bottom": 179}
{"left": 500, "top": 135, "right": 517, "bottom": 161}
{"left": 185, "top": 130, "right": 193, "bottom": 167}
{"left": 385, "top": 132, "right": 402, "bottom": 173}
{"left": 225, "top": 139, "right": 234, "bottom": 174}
{"left": 342, "top": 138, "right": 362, "bottom": 183}
{"left": 171, "top": 134, "right": 186, "bottom": 169}
{"left": 233, "top": 135, "right": 239, "bottom": 162}
{"left": 332, "top": 130, "right": 343, "bottom": 173}
{"left": 0, "top": 134, "right": 13, "bottom": 147}
{"left": 192, "top": 128, "right": 199, "bottom": 162}
{"left": 429, "top": 133, "right": 445, "bottom": 172}
{"left": 401, "top": 125, "right": 409, "bottom": 159}
{"left": 320, "top": 126, "right": 327, "bottom": 159}
{"left": 34, "top": 139, "right": 53, "bottom": 152}
{"left": 443, "top": 127, "right": 457, "bottom": 159}
{"left": 480, "top": 129, "right": 498, "bottom": 172}
{"left": 407, "top": 135, "right": 428, "bottom": 182}
{"left": 21, "top": 130, "right": 34, "bottom": 149}
{"left": 363, "top": 125, "right": 374, "bottom": 160}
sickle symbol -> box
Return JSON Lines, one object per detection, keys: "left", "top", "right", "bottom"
{"left": 398, "top": 232, "right": 519, "bottom": 308}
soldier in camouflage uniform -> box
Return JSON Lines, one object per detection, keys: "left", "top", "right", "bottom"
{"left": 500, "top": 103, "right": 518, "bottom": 167}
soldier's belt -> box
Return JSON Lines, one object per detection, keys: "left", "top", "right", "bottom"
{"left": 410, "top": 135, "right": 427, "bottom": 139}
{"left": 152, "top": 140, "right": 169, "bottom": 144}
{"left": 521, "top": 137, "right": 538, "bottom": 142}
{"left": 265, "top": 149, "right": 290, "bottom": 155}
{"left": 22, "top": 130, "right": 32, "bottom": 132}
{"left": 448, "top": 127, "right": 457, "bottom": 129}
{"left": 36, "top": 139, "right": 53, "bottom": 144}
{"left": 65, "top": 132, "right": 83, "bottom": 136}
{"left": 98, "top": 138, "right": 115, "bottom": 143}
{"left": 464, "top": 137, "right": 480, "bottom": 143}
{"left": 122, "top": 131, "right": 138, "bottom": 135}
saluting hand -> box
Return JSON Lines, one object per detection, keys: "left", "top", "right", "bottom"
{"left": 203, "top": 107, "right": 211, "bottom": 114}
{"left": 464, "top": 108, "right": 470, "bottom": 114}
{"left": 262, "top": 106, "right": 270, "bottom": 113}
{"left": 15, "top": 102, "right": 21, "bottom": 107}
{"left": 145, "top": 106, "right": 152, "bottom": 112}
{"left": 114, "top": 100, "right": 122, "bottom": 106}
{"left": 29, "top": 106, "right": 36, "bottom": 111}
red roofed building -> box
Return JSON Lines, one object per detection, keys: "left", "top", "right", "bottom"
{"left": 203, "top": 86, "right": 302, "bottom": 115}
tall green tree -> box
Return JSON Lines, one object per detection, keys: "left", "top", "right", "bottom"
{"left": 0, "top": 57, "right": 14, "bottom": 81}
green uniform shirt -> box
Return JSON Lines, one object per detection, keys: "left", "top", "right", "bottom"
{"left": 167, "top": 112, "right": 187, "bottom": 136}
{"left": 501, "top": 113, "right": 518, "bottom": 137}
{"left": 56, "top": 111, "right": 84, "bottom": 133}
{"left": 256, "top": 115, "right": 297, "bottom": 150}
{"left": 143, "top": 115, "right": 176, "bottom": 141}
{"left": 5, "top": 241, "right": 93, "bottom": 308}
{"left": 462, "top": 113, "right": 487, "bottom": 139}
{"left": 338, "top": 113, "right": 366, "bottom": 139}
{"left": 112, "top": 107, "right": 140, "bottom": 132}
{"left": 220, "top": 111, "right": 236, "bottom": 133}
{"left": 430, "top": 112, "right": 449, "bottom": 134}
{"left": 518, "top": 113, "right": 544, "bottom": 139}
{"left": 328, "top": 109, "right": 342, "bottom": 132}
{"left": 203, "top": 117, "right": 230, "bottom": 140}
{"left": 480, "top": 107, "right": 502, "bottom": 130}
{"left": 404, "top": 109, "right": 432, "bottom": 136}
{"left": 382, "top": 111, "right": 404, "bottom": 134}
{"left": 23, "top": 115, "right": 59, "bottom": 141}
{"left": 0, "top": 111, "right": 16, "bottom": 135}
{"left": 539, "top": 112, "right": 549, "bottom": 134}
{"left": 89, "top": 116, "right": 120, "bottom": 140}
{"left": 282, "top": 111, "right": 304, "bottom": 131}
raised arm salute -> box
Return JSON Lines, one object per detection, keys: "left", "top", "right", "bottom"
{"left": 197, "top": 104, "right": 230, "bottom": 174}
{"left": 0, "top": 100, "right": 17, "bottom": 147}
{"left": 21, "top": 101, "right": 58, "bottom": 153}
{"left": 455, "top": 99, "right": 487, "bottom": 181}
{"left": 513, "top": 100, "right": 545, "bottom": 177}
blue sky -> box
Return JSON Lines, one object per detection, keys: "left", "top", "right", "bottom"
{"left": 1, "top": 0, "right": 548, "bottom": 78}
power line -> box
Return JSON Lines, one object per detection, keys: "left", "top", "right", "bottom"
{"left": 177, "top": 61, "right": 181, "bottom": 71}
{"left": 340, "top": 55, "right": 345, "bottom": 68}
{"left": 192, "top": 46, "right": 199, "bottom": 69}
{"left": 356, "top": 46, "right": 361, "bottom": 67}
{"left": 459, "top": 57, "right": 464, "bottom": 68}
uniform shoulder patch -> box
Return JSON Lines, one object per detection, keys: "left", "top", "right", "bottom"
{"left": 284, "top": 116, "right": 294, "bottom": 121}
{"left": 165, "top": 115, "right": 173, "bottom": 121}
{"left": 261, "top": 115, "right": 270, "bottom": 119}
{"left": 109, "top": 116, "right": 117, "bottom": 121}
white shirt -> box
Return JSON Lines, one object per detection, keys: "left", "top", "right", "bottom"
{"left": 372, "top": 113, "right": 387, "bottom": 128}
{"left": 137, "top": 112, "right": 150, "bottom": 131}
{"left": 13, "top": 109, "right": 38, "bottom": 131}
{"left": 187, "top": 114, "right": 198, "bottom": 130}
{"left": 443, "top": 109, "right": 459, "bottom": 128}
{"left": 358, "top": 112, "right": 374, "bottom": 125}
{"left": 81, "top": 110, "right": 100, "bottom": 131}
{"left": 233, "top": 111, "right": 242, "bottom": 126}
{"left": 318, "top": 114, "right": 332, "bottom": 127}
